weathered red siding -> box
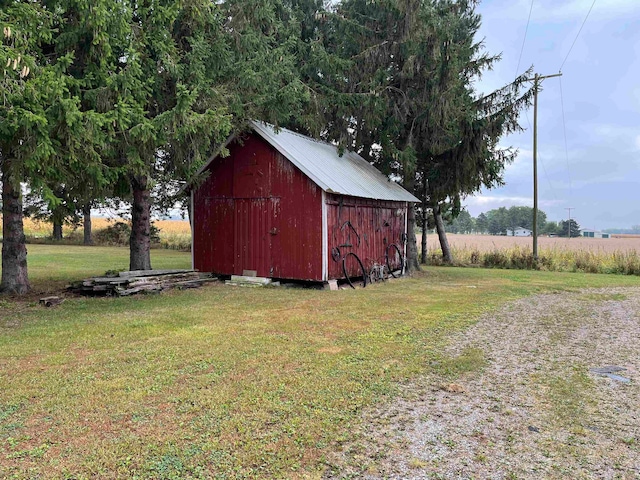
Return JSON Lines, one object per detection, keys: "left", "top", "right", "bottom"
{"left": 193, "top": 134, "right": 324, "bottom": 280}
{"left": 326, "top": 194, "right": 407, "bottom": 279}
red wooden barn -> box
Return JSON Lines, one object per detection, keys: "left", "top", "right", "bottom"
{"left": 188, "top": 121, "right": 419, "bottom": 283}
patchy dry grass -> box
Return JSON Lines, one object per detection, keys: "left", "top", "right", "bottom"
{"left": 2, "top": 246, "right": 640, "bottom": 478}
{"left": 330, "top": 288, "right": 640, "bottom": 479}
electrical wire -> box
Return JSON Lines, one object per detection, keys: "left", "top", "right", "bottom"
{"left": 558, "top": 77, "right": 573, "bottom": 199}
{"left": 512, "top": 0, "right": 558, "bottom": 207}
{"left": 514, "top": 0, "right": 535, "bottom": 78}
{"left": 524, "top": 111, "right": 557, "bottom": 202}
{"left": 559, "top": 0, "right": 597, "bottom": 71}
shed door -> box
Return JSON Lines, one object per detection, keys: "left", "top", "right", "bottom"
{"left": 234, "top": 198, "right": 280, "bottom": 277}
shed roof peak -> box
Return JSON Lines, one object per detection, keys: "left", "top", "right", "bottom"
{"left": 250, "top": 121, "right": 419, "bottom": 203}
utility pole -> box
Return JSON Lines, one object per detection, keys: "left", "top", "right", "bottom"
{"left": 527, "top": 72, "right": 562, "bottom": 259}
{"left": 565, "top": 207, "right": 575, "bottom": 238}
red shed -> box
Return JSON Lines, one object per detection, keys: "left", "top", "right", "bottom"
{"left": 189, "top": 121, "right": 419, "bottom": 283}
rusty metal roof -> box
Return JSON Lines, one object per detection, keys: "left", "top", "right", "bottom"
{"left": 251, "top": 122, "right": 419, "bottom": 202}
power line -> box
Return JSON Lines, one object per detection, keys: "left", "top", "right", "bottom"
{"left": 526, "top": 72, "right": 562, "bottom": 259}
{"left": 538, "top": 149, "right": 557, "bottom": 202}
{"left": 515, "top": 0, "right": 535, "bottom": 78}
{"left": 524, "top": 110, "right": 557, "bottom": 202}
{"left": 559, "top": 0, "right": 597, "bottom": 71}
{"left": 558, "top": 77, "right": 573, "bottom": 199}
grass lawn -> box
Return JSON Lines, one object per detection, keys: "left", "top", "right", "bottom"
{"left": 2, "top": 245, "right": 640, "bottom": 478}
{"left": 19, "top": 244, "right": 192, "bottom": 293}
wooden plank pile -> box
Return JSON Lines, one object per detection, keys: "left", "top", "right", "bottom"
{"left": 69, "top": 269, "right": 217, "bottom": 296}
{"left": 225, "top": 275, "right": 277, "bottom": 287}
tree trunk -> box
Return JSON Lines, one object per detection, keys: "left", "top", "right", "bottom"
{"left": 52, "top": 220, "right": 63, "bottom": 240}
{"left": 401, "top": 144, "right": 420, "bottom": 273}
{"left": 129, "top": 175, "right": 152, "bottom": 271}
{"left": 405, "top": 203, "right": 420, "bottom": 272}
{"left": 420, "top": 205, "right": 428, "bottom": 264}
{"left": 434, "top": 204, "right": 453, "bottom": 264}
{"left": 1, "top": 163, "right": 30, "bottom": 295}
{"left": 83, "top": 204, "right": 92, "bottom": 245}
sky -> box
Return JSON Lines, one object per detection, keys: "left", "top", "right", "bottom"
{"left": 467, "top": 0, "right": 640, "bottom": 230}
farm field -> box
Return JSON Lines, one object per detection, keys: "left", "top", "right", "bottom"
{"left": 1, "top": 245, "right": 640, "bottom": 478}
{"left": 421, "top": 233, "right": 640, "bottom": 275}
{"left": 0, "top": 216, "right": 192, "bottom": 252}
{"left": 0, "top": 216, "right": 192, "bottom": 239}
{"left": 423, "top": 233, "right": 640, "bottom": 253}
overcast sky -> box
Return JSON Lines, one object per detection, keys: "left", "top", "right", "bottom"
{"left": 468, "top": 0, "right": 640, "bottom": 230}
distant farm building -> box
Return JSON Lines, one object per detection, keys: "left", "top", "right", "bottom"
{"left": 188, "top": 121, "right": 419, "bottom": 283}
{"left": 506, "top": 227, "right": 532, "bottom": 237}
{"left": 582, "top": 230, "right": 610, "bottom": 239}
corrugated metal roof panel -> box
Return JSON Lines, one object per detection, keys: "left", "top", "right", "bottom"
{"left": 251, "top": 121, "right": 420, "bottom": 203}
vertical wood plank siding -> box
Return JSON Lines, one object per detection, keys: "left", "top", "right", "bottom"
{"left": 193, "top": 134, "right": 323, "bottom": 280}
{"left": 326, "top": 194, "right": 407, "bottom": 279}
{"left": 193, "top": 133, "right": 409, "bottom": 282}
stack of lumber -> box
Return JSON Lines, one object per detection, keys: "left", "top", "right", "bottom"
{"left": 69, "top": 269, "right": 217, "bottom": 296}
{"left": 225, "top": 275, "right": 278, "bottom": 287}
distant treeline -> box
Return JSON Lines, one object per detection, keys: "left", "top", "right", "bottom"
{"left": 603, "top": 226, "right": 640, "bottom": 235}
{"left": 444, "top": 206, "right": 580, "bottom": 237}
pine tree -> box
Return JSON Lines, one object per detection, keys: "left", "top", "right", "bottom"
{"left": 1, "top": 0, "right": 129, "bottom": 293}
{"left": 331, "top": 0, "right": 533, "bottom": 266}
{"left": 1, "top": 2, "right": 62, "bottom": 294}
{"left": 559, "top": 219, "right": 580, "bottom": 238}
{"left": 112, "top": 0, "right": 310, "bottom": 270}
{"left": 103, "top": 0, "right": 233, "bottom": 270}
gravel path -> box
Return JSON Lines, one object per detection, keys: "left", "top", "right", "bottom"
{"left": 326, "top": 288, "right": 640, "bottom": 479}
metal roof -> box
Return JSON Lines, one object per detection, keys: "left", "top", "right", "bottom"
{"left": 250, "top": 121, "right": 420, "bottom": 202}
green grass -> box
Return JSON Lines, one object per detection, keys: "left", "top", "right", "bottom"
{"left": 13, "top": 244, "right": 192, "bottom": 293}
{"left": 1, "top": 245, "right": 640, "bottom": 478}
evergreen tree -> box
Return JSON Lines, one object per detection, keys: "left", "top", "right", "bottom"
{"left": 1, "top": 0, "right": 135, "bottom": 293}
{"left": 105, "top": 0, "right": 230, "bottom": 270}
{"left": 559, "top": 219, "right": 580, "bottom": 238}
{"left": 1, "top": 2, "right": 53, "bottom": 293}
{"left": 115, "top": 0, "right": 309, "bottom": 270}
{"left": 324, "top": 0, "right": 532, "bottom": 267}
{"left": 1, "top": 3, "right": 67, "bottom": 293}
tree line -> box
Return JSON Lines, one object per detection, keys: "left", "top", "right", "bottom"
{"left": 1, "top": 0, "right": 532, "bottom": 295}
{"left": 443, "top": 206, "right": 581, "bottom": 237}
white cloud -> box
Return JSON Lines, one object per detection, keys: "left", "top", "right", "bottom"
{"left": 467, "top": 195, "right": 532, "bottom": 206}
{"left": 482, "top": 0, "right": 638, "bottom": 23}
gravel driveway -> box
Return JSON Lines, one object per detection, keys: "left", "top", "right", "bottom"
{"left": 326, "top": 288, "right": 640, "bottom": 479}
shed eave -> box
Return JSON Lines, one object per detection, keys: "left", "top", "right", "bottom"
{"left": 182, "top": 121, "right": 421, "bottom": 203}
{"left": 250, "top": 121, "right": 421, "bottom": 203}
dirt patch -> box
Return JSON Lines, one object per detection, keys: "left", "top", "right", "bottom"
{"left": 326, "top": 288, "right": 640, "bottom": 479}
